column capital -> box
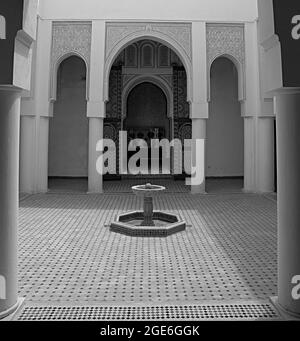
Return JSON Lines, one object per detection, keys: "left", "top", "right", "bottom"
{"left": 87, "top": 100, "right": 106, "bottom": 118}
{"left": 270, "top": 87, "right": 300, "bottom": 97}
{"left": 190, "top": 101, "right": 209, "bottom": 119}
{"left": 0, "top": 85, "right": 23, "bottom": 93}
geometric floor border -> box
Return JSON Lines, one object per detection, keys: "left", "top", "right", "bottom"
{"left": 14, "top": 300, "right": 282, "bottom": 321}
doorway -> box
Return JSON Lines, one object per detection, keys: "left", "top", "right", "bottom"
{"left": 124, "top": 82, "right": 170, "bottom": 175}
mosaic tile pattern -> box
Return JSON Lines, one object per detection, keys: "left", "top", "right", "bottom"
{"left": 15, "top": 301, "right": 280, "bottom": 321}
{"left": 18, "top": 192, "right": 277, "bottom": 304}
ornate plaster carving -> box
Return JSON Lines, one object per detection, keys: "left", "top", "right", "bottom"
{"left": 206, "top": 24, "right": 245, "bottom": 67}
{"left": 178, "top": 123, "right": 192, "bottom": 142}
{"left": 150, "top": 24, "right": 192, "bottom": 61}
{"left": 104, "top": 22, "right": 193, "bottom": 103}
{"left": 106, "top": 24, "right": 146, "bottom": 60}
{"left": 51, "top": 22, "right": 92, "bottom": 67}
{"left": 103, "top": 123, "right": 117, "bottom": 141}
{"left": 106, "top": 22, "right": 192, "bottom": 62}
{"left": 206, "top": 24, "right": 245, "bottom": 101}
{"left": 50, "top": 22, "right": 92, "bottom": 101}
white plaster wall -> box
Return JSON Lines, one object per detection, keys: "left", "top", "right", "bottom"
{"left": 257, "top": 0, "right": 274, "bottom": 44}
{"left": 206, "top": 57, "right": 244, "bottom": 177}
{"left": 38, "top": 0, "right": 257, "bottom": 22}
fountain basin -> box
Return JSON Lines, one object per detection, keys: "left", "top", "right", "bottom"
{"left": 132, "top": 184, "right": 166, "bottom": 197}
{"left": 110, "top": 211, "right": 186, "bottom": 237}
{"left": 110, "top": 183, "right": 186, "bottom": 237}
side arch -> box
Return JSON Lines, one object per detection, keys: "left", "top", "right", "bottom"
{"left": 208, "top": 54, "right": 245, "bottom": 105}
{"left": 50, "top": 52, "right": 89, "bottom": 105}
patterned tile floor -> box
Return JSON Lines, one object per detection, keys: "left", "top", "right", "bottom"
{"left": 18, "top": 188, "right": 277, "bottom": 306}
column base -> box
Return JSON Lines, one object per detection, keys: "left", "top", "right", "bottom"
{"left": 0, "top": 297, "right": 25, "bottom": 321}
{"left": 242, "top": 187, "right": 277, "bottom": 195}
{"left": 87, "top": 190, "right": 103, "bottom": 194}
{"left": 270, "top": 297, "right": 300, "bottom": 321}
{"left": 242, "top": 187, "right": 257, "bottom": 194}
{"left": 191, "top": 187, "right": 207, "bottom": 195}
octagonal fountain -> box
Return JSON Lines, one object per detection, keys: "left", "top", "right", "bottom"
{"left": 110, "top": 183, "right": 186, "bottom": 237}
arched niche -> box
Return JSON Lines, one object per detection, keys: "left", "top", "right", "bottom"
{"left": 208, "top": 53, "right": 245, "bottom": 105}
{"left": 122, "top": 75, "right": 173, "bottom": 120}
{"left": 139, "top": 41, "right": 155, "bottom": 68}
{"left": 50, "top": 52, "right": 89, "bottom": 107}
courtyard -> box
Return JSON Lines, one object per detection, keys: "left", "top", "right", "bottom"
{"left": 14, "top": 180, "right": 280, "bottom": 320}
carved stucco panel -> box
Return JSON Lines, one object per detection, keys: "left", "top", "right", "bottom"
{"left": 151, "top": 24, "right": 192, "bottom": 60}
{"left": 106, "top": 24, "right": 146, "bottom": 59}
{"left": 51, "top": 22, "right": 92, "bottom": 68}
{"left": 50, "top": 22, "right": 92, "bottom": 101}
{"left": 206, "top": 24, "right": 245, "bottom": 67}
{"left": 106, "top": 23, "right": 192, "bottom": 62}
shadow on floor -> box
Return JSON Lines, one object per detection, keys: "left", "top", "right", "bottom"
{"left": 47, "top": 177, "right": 244, "bottom": 194}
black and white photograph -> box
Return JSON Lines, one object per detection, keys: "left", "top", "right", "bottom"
{"left": 0, "top": 0, "right": 300, "bottom": 337}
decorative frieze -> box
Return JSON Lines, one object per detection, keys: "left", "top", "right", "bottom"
{"left": 173, "top": 68, "right": 189, "bottom": 119}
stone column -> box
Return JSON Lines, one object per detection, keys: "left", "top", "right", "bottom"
{"left": 87, "top": 21, "right": 106, "bottom": 193}
{"left": 243, "top": 116, "right": 256, "bottom": 192}
{"left": 20, "top": 115, "right": 36, "bottom": 193}
{"left": 88, "top": 117, "right": 103, "bottom": 193}
{"left": 256, "top": 117, "right": 275, "bottom": 193}
{"left": 275, "top": 91, "right": 300, "bottom": 317}
{"left": 36, "top": 116, "right": 50, "bottom": 193}
{"left": 0, "top": 88, "right": 21, "bottom": 318}
{"left": 190, "top": 23, "right": 208, "bottom": 194}
{"left": 191, "top": 118, "right": 206, "bottom": 194}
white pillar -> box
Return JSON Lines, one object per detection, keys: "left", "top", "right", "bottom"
{"left": 20, "top": 115, "right": 36, "bottom": 193}
{"left": 191, "top": 118, "right": 206, "bottom": 194}
{"left": 275, "top": 91, "right": 300, "bottom": 317}
{"left": 87, "top": 21, "right": 106, "bottom": 193}
{"left": 36, "top": 116, "right": 49, "bottom": 193}
{"left": 0, "top": 88, "right": 21, "bottom": 318}
{"left": 88, "top": 117, "right": 103, "bottom": 193}
{"left": 243, "top": 117, "right": 256, "bottom": 192}
{"left": 256, "top": 117, "right": 275, "bottom": 192}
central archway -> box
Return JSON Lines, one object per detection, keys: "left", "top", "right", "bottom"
{"left": 105, "top": 38, "right": 190, "bottom": 180}
{"left": 125, "top": 82, "right": 169, "bottom": 174}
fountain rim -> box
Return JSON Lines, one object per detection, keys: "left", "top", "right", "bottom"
{"left": 132, "top": 184, "right": 166, "bottom": 193}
